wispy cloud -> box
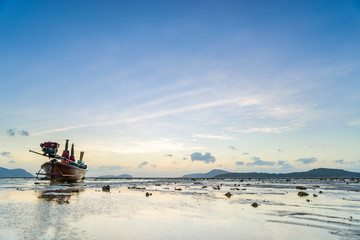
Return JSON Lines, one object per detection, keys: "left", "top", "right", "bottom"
{"left": 6, "top": 129, "right": 15, "bottom": 136}
{"left": 94, "top": 138, "right": 185, "bottom": 154}
{"left": 19, "top": 130, "right": 29, "bottom": 136}
{"left": 190, "top": 152, "right": 216, "bottom": 164}
{"left": 165, "top": 154, "right": 173, "bottom": 157}
{"left": 1, "top": 152, "right": 11, "bottom": 158}
{"left": 228, "top": 146, "right": 237, "bottom": 151}
{"left": 239, "top": 126, "right": 295, "bottom": 134}
{"left": 235, "top": 161, "right": 244, "bottom": 166}
{"left": 334, "top": 159, "right": 344, "bottom": 164}
{"left": 6, "top": 129, "right": 30, "bottom": 137}
{"left": 193, "top": 134, "right": 236, "bottom": 140}
{"left": 347, "top": 119, "right": 360, "bottom": 127}
{"left": 32, "top": 95, "right": 260, "bottom": 136}
{"left": 138, "top": 161, "right": 149, "bottom": 168}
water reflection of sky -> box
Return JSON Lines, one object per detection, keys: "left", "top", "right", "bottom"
{"left": 0, "top": 178, "right": 359, "bottom": 239}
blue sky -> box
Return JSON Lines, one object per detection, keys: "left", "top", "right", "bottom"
{"left": 0, "top": 0, "right": 359, "bottom": 177}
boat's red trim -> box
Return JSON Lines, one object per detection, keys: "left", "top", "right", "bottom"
{"left": 41, "top": 161, "right": 83, "bottom": 170}
{"left": 36, "top": 172, "right": 77, "bottom": 177}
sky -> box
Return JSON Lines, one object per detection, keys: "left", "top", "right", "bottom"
{"left": 0, "top": 0, "right": 360, "bottom": 177}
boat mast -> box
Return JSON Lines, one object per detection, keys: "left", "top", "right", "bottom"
{"left": 62, "top": 139, "right": 70, "bottom": 159}
{"left": 70, "top": 143, "right": 75, "bottom": 161}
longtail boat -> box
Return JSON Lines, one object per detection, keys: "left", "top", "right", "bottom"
{"left": 30, "top": 140, "right": 88, "bottom": 182}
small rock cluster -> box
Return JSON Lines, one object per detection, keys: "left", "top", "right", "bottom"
{"left": 102, "top": 185, "right": 110, "bottom": 192}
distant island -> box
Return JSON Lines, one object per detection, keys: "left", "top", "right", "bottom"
{"left": 182, "top": 168, "right": 360, "bottom": 179}
{"left": 182, "top": 169, "right": 230, "bottom": 178}
{"left": 0, "top": 167, "right": 34, "bottom": 177}
{"left": 98, "top": 174, "right": 133, "bottom": 178}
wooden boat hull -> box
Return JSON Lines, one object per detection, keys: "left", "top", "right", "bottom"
{"left": 40, "top": 160, "right": 88, "bottom": 182}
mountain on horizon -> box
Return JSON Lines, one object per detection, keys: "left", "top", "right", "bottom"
{"left": 215, "top": 168, "right": 360, "bottom": 178}
{"left": 0, "top": 167, "right": 34, "bottom": 177}
{"left": 98, "top": 174, "right": 133, "bottom": 178}
{"left": 182, "top": 169, "right": 230, "bottom": 178}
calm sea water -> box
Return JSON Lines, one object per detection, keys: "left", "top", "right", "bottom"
{"left": 0, "top": 177, "right": 359, "bottom": 240}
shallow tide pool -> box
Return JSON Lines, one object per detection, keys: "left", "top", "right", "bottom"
{"left": 0, "top": 178, "right": 359, "bottom": 240}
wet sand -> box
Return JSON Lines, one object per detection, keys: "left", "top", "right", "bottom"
{"left": 0, "top": 178, "right": 359, "bottom": 239}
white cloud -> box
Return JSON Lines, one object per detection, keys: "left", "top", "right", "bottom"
{"left": 247, "top": 157, "right": 275, "bottom": 166}
{"left": 190, "top": 152, "right": 216, "bottom": 164}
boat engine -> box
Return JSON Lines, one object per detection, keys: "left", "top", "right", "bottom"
{"left": 40, "top": 142, "right": 60, "bottom": 157}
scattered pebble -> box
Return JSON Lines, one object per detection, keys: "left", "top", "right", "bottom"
{"left": 225, "top": 192, "right": 232, "bottom": 198}
{"left": 251, "top": 202, "right": 259, "bottom": 208}
{"left": 298, "top": 191, "right": 309, "bottom": 197}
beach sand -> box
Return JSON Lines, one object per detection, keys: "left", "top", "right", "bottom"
{"left": 0, "top": 178, "right": 359, "bottom": 239}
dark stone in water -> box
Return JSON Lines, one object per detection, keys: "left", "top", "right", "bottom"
{"left": 298, "top": 191, "right": 309, "bottom": 197}
{"left": 296, "top": 186, "right": 307, "bottom": 190}
{"left": 251, "top": 202, "right": 259, "bottom": 208}
{"left": 313, "top": 194, "right": 318, "bottom": 197}
{"left": 225, "top": 192, "right": 232, "bottom": 198}
{"left": 102, "top": 185, "right": 110, "bottom": 192}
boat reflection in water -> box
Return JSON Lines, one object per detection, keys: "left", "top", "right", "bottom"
{"left": 36, "top": 183, "right": 85, "bottom": 204}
